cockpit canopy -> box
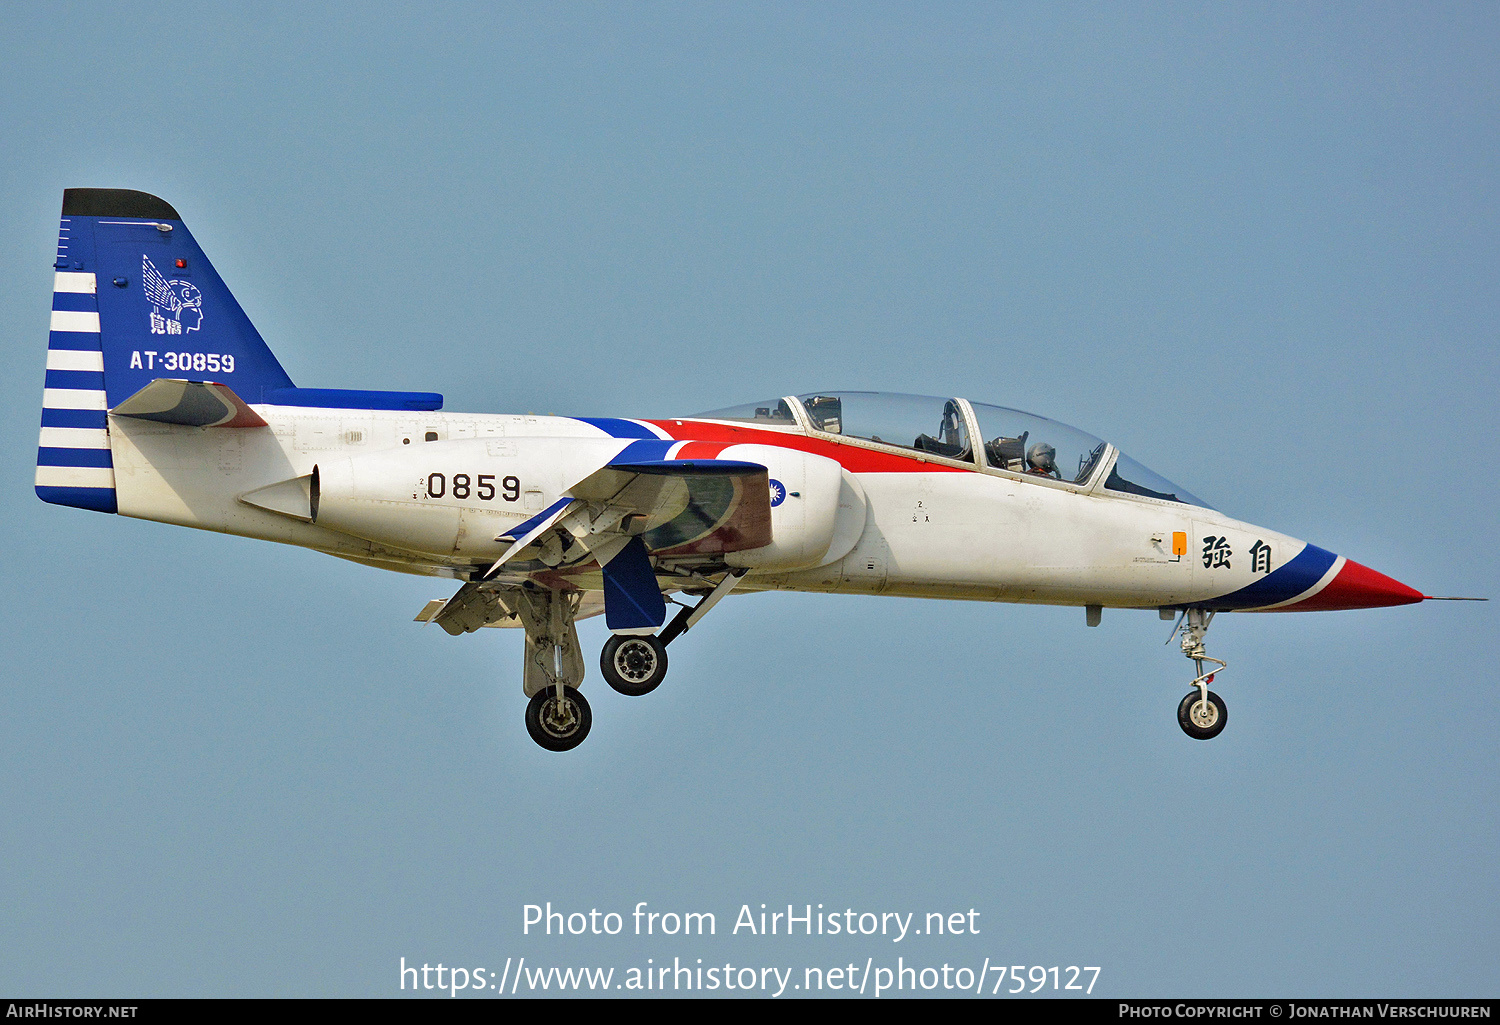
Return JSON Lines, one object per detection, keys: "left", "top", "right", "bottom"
{"left": 695, "top": 391, "right": 1209, "bottom": 508}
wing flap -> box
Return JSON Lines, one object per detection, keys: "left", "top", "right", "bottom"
{"left": 416, "top": 585, "right": 606, "bottom": 633}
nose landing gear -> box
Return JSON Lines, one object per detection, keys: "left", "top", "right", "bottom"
{"left": 1174, "top": 609, "right": 1228, "bottom": 740}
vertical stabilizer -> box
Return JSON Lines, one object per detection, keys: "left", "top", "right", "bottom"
{"left": 37, "top": 189, "right": 296, "bottom": 513}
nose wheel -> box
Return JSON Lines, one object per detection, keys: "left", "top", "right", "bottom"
{"left": 1178, "top": 687, "right": 1227, "bottom": 740}
{"left": 1172, "top": 609, "right": 1229, "bottom": 740}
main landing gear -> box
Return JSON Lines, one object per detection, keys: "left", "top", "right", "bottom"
{"left": 513, "top": 587, "right": 592, "bottom": 752}
{"left": 518, "top": 570, "right": 746, "bottom": 751}
{"left": 1174, "top": 608, "right": 1228, "bottom": 740}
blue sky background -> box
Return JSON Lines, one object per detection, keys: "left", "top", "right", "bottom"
{"left": 1, "top": 2, "right": 1495, "bottom": 998}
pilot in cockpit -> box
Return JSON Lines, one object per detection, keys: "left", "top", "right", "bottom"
{"left": 1026, "top": 442, "right": 1061, "bottom": 479}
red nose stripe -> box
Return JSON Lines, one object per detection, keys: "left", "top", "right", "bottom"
{"left": 1285, "top": 558, "right": 1424, "bottom": 611}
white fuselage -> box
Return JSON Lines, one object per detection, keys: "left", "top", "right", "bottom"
{"left": 105, "top": 405, "right": 1310, "bottom": 611}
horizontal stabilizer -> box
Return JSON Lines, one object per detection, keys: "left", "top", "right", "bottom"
{"left": 264, "top": 387, "right": 442, "bottom": 411}
{"left": 112, "top": 379, "right": 267, "bottom": 428}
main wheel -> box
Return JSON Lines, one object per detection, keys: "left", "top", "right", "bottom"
{"left": 600, "top": 634, "right": 669, "bottom": 696}
{"left": 526, "top": 685, "right": 592, "bottom": 751}
{"left": 1177, "top": 689, "right": 1227, "bottom": 740}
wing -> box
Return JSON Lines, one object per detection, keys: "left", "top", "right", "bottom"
{"left": 566, "top": 456, "right": 772, "bottom": 631}
{"left": 568, "top": 457, "right": 773, "bottom": 557}
{"left": 476, "top": 455, "right": 772, "bottom": 632}
{"left": 486, "top": 455, "right": 773, "bottom": 575}
{"left": 140, "top": 254, "right": 177, "bottom": 310}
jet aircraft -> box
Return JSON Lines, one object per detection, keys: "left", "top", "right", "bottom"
{"left": 37, "top": 189, "right": 1459, "bottom": 751}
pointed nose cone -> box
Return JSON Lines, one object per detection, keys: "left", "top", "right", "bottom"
{"left": 1294, "top": 557, "right": 1425, "bottom": 611}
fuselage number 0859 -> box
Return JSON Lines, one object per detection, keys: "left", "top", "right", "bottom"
{"left": 425, "top": 473, "right": 520, "bottom": 502}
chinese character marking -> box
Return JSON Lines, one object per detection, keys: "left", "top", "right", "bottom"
{"left": 150, "top": 309, "right": 166, "bottom": 335}
{"left": 1202, "top": 535, "right": 1232, "bottom": 569}
{"left": 1249, "top": 539, "right": 1272, "bottom": 575}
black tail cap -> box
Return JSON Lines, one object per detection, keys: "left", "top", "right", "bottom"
{"left": 62, "top": 189, "right": 182, "bottom": 220}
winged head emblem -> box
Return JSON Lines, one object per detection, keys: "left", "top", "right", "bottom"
{"left": 142, "top": 254, "right": 203, "bottom": 334}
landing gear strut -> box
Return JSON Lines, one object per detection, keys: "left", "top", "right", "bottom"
{"left": 513, "top": 587, "right": 592, "bottom": 751}
{"left": 1175, "top": 609, "right": 1228, "bottom": 740}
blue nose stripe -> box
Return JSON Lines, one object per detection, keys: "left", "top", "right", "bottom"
{"left": 1200, "top": 543, "right": 1339, "bottom": 610}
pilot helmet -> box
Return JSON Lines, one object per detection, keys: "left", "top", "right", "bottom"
{"left": 1026, "top": 442, "right": 1057, "bottom": 472}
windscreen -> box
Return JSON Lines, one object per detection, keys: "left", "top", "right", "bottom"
{"left": 1104, "top": 453, "right": 1211, "bottom": 508}
{"left": 692, "top": 398, "right": 800, "bottom": 425}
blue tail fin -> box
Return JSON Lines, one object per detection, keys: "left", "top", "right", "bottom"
{"left": 37, "top": 189, "right": 296, "bottom": 512}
